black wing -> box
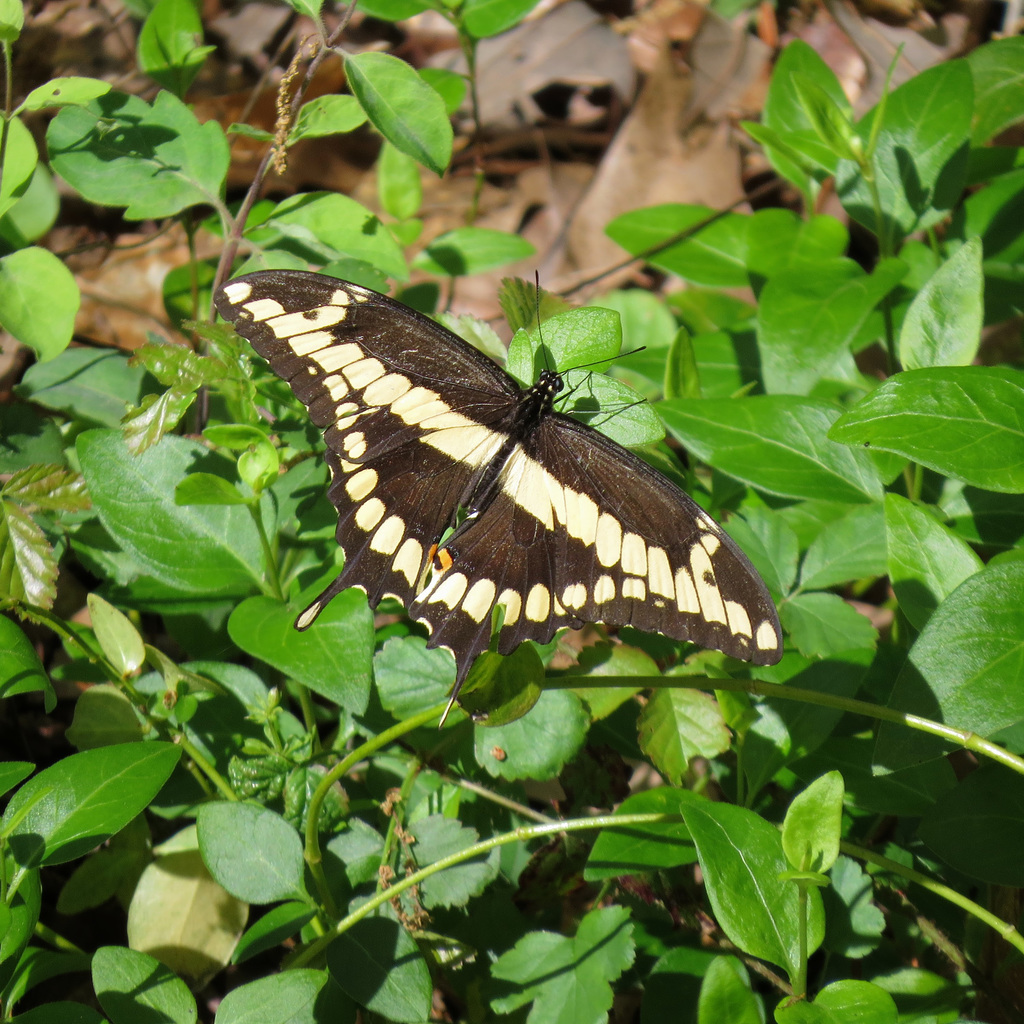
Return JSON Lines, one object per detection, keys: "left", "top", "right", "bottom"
{"left": 215, "top": 271, "right": 522, "bottom": 622}
{"left": 409, "top": 410, "right": 782, "bottom": 679}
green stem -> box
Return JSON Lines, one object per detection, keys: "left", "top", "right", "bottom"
{"left": 178, "top": 735, "right": 237, "bottom": 801}
{"left": 793, "top": 882, "right": 808, "bottom": 998}
{"left": 248, "top": 501, "right": 285, "bottom": 600}
{"left": 0, "top": 40, "right": 12, "bottom": 200}
{"left": 842, "top": 840, "right": 1024, "bottom": 958}
{"left": 303, "top": 704, "right": 443, "bottom": 915}
{"left": 290, "top": 811, "right": 677, "bottom": 968}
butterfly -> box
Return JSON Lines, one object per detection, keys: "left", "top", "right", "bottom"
{"left": 215, "top": 271, "right": 783, "bottom": 720}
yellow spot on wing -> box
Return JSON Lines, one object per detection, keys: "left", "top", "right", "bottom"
{"left": 525, "top": 583, "right": 551, "bottom": 622}
{"left": 462, "top": 579, "right": 497, "bottom": 623}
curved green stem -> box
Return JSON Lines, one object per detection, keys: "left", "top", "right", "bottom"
{"left": 249, "top": 502, "right": 284, "bottom": 600}
{"left": 178, "top": 735, "right": 237, "bottom": 801}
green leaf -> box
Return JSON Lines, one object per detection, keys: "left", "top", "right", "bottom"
{"left": 0, "top": 247, "right": 80, "bottom": 360}
{"left": 213, "top": 970, "right": 327, "bottom": 1024}
{"left": 2, "top": 742, "right": 180, "bottom": 866}
{"left": 0, "top": 616, "right": 54, "bottom": 709}
{"left": 87, "top": 594, "right": 146, "bottom": 677}
{"left": 745, "top": 210, "right": 849, "bottom": 284}
{"left": 967, "top": 36, "right": 1024, "bottom": 144}
{"left": 698, "top": 957, "right": 761, "bottom": 1024}
{"left": 680, "top": 799, "right": 824, "bottom": 980}
{"left": 407, "top": 815, "right": 499, "bottom": 908}
{"left": 2, "top": 464, "right": 89, "bottom": 512}
{"left": 899, "top": 237, "right": 982, "bottom": 370}
{"left": 291, "top": 94, "right": 368, "bottom": 142}
{"left": 21, "top": 77, "right": 111, "bottom": 111}
{"left": 137, "top": 0, "right": 214, "bottom": 97}
{"left": 782, "top": 770, "right": 843, "bottom": 873}
{"left": 792, "top": 74, "right": 859, "bottom": 161}
{"left": 413, "top": 226, "right": 535, "bottom": 276}
{"left": 875, "top": 560, "right": 1024, "bottom": 771}
{"left": 491, "top": 905, "right": 635, "bottom": 1023}
{"left": 584, "top": 788, "right": 698, "bottom": 880}
{"left": 92, "top": 946, "right": 198, "bottom": 1024}
{"left": 798, "top": 504, "right": 887, "bottom": 591}
{"left": 0, "top": 498, "right": 57, "bottom": 608}
{"left": 233, "top": 902, "right": 316, "bottom": 965}
{"left": 344, "top": 51, "right": 453, "bottom": 176}
{"left": 377, "top": 140, "right": 421, "bottom": 221}
{"left": 0, "top": 404, "right": 65, "bottom": 472}
{"left": 836, "top": 61, "right": 972, "bottom": 244}
{"left": 326, "top": 915, "right": 431, "bottom": 1023}
{"left": 828, "top": 367, "right": 1024, "bottom": 493}
{"left": 64, "top": 683, "right": 144, "bottom": 749}
{"left": 461, "top": 0, "right": 541, "bottom": 37}
{"left": 175, "top": 472, "right": 248, "bottom": 506}
{"left": 257, "top": 192, "right": 407, "bottom": 280}
{"left": 472, "top": 688, "right": 588, "bottom": 781}
{"left": 758, "top": 258, "right": 905, "bottom": 395}
{"left": 10, "top": 1003, "right": 106, "bottom": 1024}
{"left": 122, "top": 388, "right": 198, "bottom": 455}
{"left": 15, "top": 349, "right": 146, "bottom": 427}
{"left": 606, "top": 205, "right": 749, "bottom": 287}
{"left": 781, "top": 592, "right": 877, "bottom": 659}
{"left": 0, "top": 761, "right": 33, "bottom": 798}
{"left": 78, "top": 430, "right": 264, "bottom": 597}
{"left": 821, "top": 855, "right": 885, "bottom": 958}
{"left": 197, "top": 802, "right": 307, "bottom": 903}
{"left": 374, "top": 636, "right": 455, "bottom": 719}
{"left": 0, "top": 0, "right": 23, "bottom": 41}
{"left": 227, "top": 588, "right": 373, "bottom": 713}
{"left": 776, "top": 980, "right": 898, "bottom": 1024}
{"left": 0, "top": 117, "right": 38, "bottom": 219}
{"left": 47, "top": 90, "right": 229, "bottom": 220}
{"left": 419, "top": 67, "right": 467, "bottom": 115}
{"left": 637, "top": 688, "right": 731, "bottom": 786}
{"left": 884, "top": 494, "right": 982, "bottom": 630}
{"left": 659, "top": 396, "right": 885, "bottom": 502}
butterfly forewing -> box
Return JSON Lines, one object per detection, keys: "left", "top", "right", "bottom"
{"left": 216, "top": 270, "right": 783, "bottom": 700}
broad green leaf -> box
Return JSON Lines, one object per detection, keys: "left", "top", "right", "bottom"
{"left": 137, "top": 0, "right": 214, "bottom": 97}
{"left": 659, "top": 396, "right": 885, "bottom": 502}
{"left": 65, "top": 683, "right": 144, "bottom": 749}
{"left": 227, "top": 587, "right": 373, "bottom": 713}
{"left": 345, "top": 51, "right": 452, "bottom": 176}
{"left": 16, "top": 349, "right": 146, "bottom": 427}
{"left": 0, "top": 761, "right": 33, "bottom": 797}
{"left": 47, "top": 90, "right": 229, "bottom": 219}
{"left": 214, "top": 970, "right": 327, "bottom": 1024}
{"left": 884, "top": 494, "right": 982, "bottom": 630}
{"left": 122, "top": 388, "right": 197, "bottom": 455}
{"left": 374, "top": 636, "right": 454, "bottom": 719}
{"left": 291, "top": 94, "right": 368, "bottom": 142}
{"left": 0, "top": 616, "right": 54, "bottom": 709}
{"left": 899, "top": 237, "right": 982, "bottom": 370}
{"left": 258, "top": 192, "right": 406, "bottom": 280}
{"left": 78, "top": 430, "right": 264, "bottom": 597}
{"left": 584, "top": 788, "right": 698, "bottom": 881}
{"left": 776, "top": 980, "right": 898, "bottom": 1024}
{"left": 781, "top": 592, "right": 877, "bottom": 659}
{"left": 491, "top": 906, "right": 635, "bottom": 1023}
{"left": 799, "top": 503, "right": 887, "bottom": 591}
{"left": 821, "top": 856, "right": 885, "bottom": 959}
{"left": 413, "top": 226, "right": 535, "bottom": 276}
{"left": 698, "top": 957, "right": 760, "bottom": 1024}
{"left": 828, "top": 367, "right": 1024, "bottom": 493}
{"left": 197, "top": 803, "right": 306, "bottom": 903}
{"left": 791, "top": 73, "right": 859, "bottom": 162}
{"left": 87, "top": 593, "right": 145, "bottom": 677}
{"left": 782, "top": 770, "right": 843, "bottom": 873}
{"left": 836, "top": 61, "right": 972, "bottom": 244}
{"left": 725, "top": 506, "right": 799, "bottom": 597}
{"left": 326, "top": 916, "right": 431, "bottom": 1023}
{"left": 0, "top": 247, "right": 79, "bottom": 360}
{"left": 918, "top": 765, "right": 1024, "bottom": 886}
{"left": 356, "top": 0, "right": 431, "bottom": 20}
{"left": 875, "top": 561, "right": 1024, "bottom": 771}
{"left": 92, "top": 945, "right": 197, "bottom": 1024}
{"left": 377, "top": 140, "right": 421, "bottom": 221}
{"left": 606, "top": 205, "right": 750, "bottom": 287}
{"left": 637, "top": 688, "right": 731, "bottom": 786}
{"left": 967, "top": 36, "right": 1024, "bottom": 144}
{"left": 462, "top": 0, "right": 541, "bottom": 36}
{"left": 175, "top": 472, "right": 248, "bottom": 506}
{"left": 9, "top": 1003, "right": 105, "bottom": 1024}
{"left": 22, "top": 76, "right": 111, "bottom": 110}
{"left": 594, "top": 288, "right": 678, "bottom": 352}
{"left": 507, "top": 305, "right": 621, "bottom": 382}
{"left": 407, "top": 815, "right": 499, "bottom": 908}
{"left": 3, "top": 742, "right": 180, "bottom": 866}
{"left": 0, "top": 0, "right": 22, "bottom": 41}
{"left": 472, "top": 688, "right": 588, "bottom": 781}
{"left": 0, "top": 404, "right": 65, "bottom": 472}
{"left": 0, "top": 117, "right": 37, "bottom": 219}
{"left": 758, "top": 258, "right": 905, "bottom": 395}
{"left": 232, "top": 902, "right": 316, "bottom": 965}
{"left": 0, "top": 498, "right": 57, "bottom": 608}
{"left": 745, "top": 210, "right": 848, "bottom": 284}
{"left": 644, "top": 947, "right": 718, "bottom": 1024}
{"left": 680, "top": 799, "right": 824, "bottom": 980}
{"left": 419, "top": 68, "right": 466, "bottom": 115}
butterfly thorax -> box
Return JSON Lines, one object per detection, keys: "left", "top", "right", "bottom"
{"left": 515, "top": 368, "right": 564, "bottom": 434}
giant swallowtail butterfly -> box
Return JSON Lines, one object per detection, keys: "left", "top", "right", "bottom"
{"left": 216, "top": 271, "right": 782, "bottom": 718}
